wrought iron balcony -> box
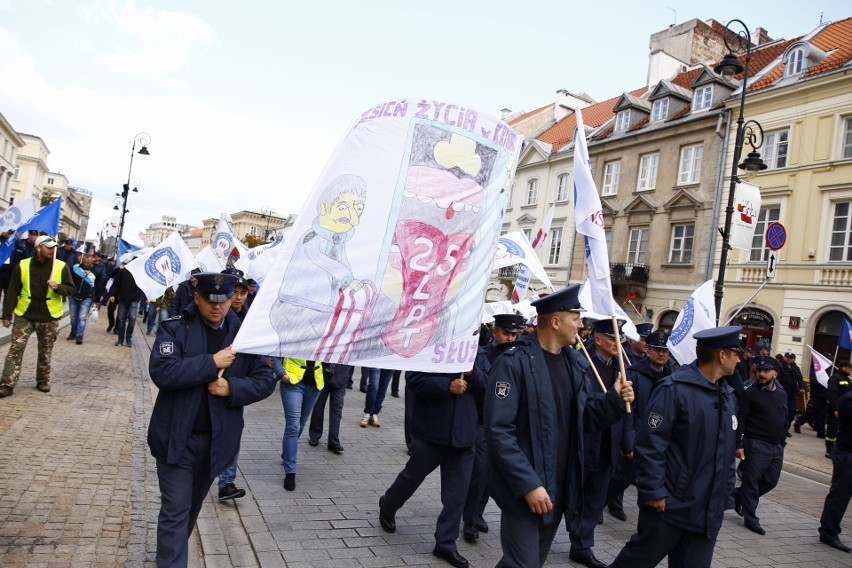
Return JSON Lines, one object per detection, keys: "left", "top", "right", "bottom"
{"left": 610, "top": 262, "right": 650, "bottom": 285}
{"left": 498, "top": 264, "right": 521, "bottom": 279}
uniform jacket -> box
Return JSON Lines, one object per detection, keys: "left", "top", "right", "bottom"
{"left": 147, "top": 305, "right": 277, "bottom": 476}
{"left": 583, "top": 352, "right": 634, "bottom": 471}
{"left": 472, "top": 342, "right": 505, "bottom": 424}
{"left": 484, "top": 332, "right": 627, "bottom": 526}
{"left": 828, "top": 370, "right": 852, "bottom": 412}
{"left": 626, "top": 356, "right": 669, "bottom": 428}
{"left": 778, "top": 361, "right": 804, "bottom": 399}
{"left": 407, "top": 371, "right": 484, "bottom": 448}
{"left": 170, "top": 280, "right": 196, "bottom": 316}
{"left": 635, "top": 361, "right": 737, "bottom": 537}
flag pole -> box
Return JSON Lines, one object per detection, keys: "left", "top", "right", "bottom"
{"left": 578, "top": 340, "right": 607, "bottom": 392}
{"left": 611, "top": 315, "right": 632, "bottom": 413}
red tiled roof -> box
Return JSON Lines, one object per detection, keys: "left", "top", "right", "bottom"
{"left": 535, "top": 87, "right": 647, "bottom": 153}
{"left": 806, "top": 16, "right": 852, "bottom": 77}
{"left": 507, "top": 103, "right": 552, "bottom": 126}
{"left": 665, "top": 105, "right": 692, "bottom": 122}
{"left": 671, "top": 67, "right": 702, "bottom": 89}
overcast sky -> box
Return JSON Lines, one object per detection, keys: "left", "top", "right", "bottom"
{"left": 0, "top": 0, "right": 834, "bottom": 243}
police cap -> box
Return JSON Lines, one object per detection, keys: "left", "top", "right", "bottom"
{"left": 754, "top": 355, "right": 781, "bottom": 372}
{"left": 195, "top": 272, "right": 238, "bottom": 303}
{"left": 635, "top": 323, "right": 653, "bottom": 337}
{"left": 493, "top": 314, "right": 526, "bottom": 332}
{"left": 530, "top": 284, "right": 584, "bottom": 315}
{"left": 646, "top": 329, "right": 669, "bottom": 349}
{"left": 593, "top": 318, "right": 624, "bottom": 337}
{"left": 693, "top": 326, "right": 744, "bottom": 352}
{"left": 221, "top": 267, "right": 248, "bottom": 290}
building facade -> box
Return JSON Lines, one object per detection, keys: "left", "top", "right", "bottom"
{"left": 0, "top": 113, "right": 24, "bottom": 210}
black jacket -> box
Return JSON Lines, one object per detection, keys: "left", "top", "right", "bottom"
{"left": 407, "top": 371, "right": 484, "bottom": 448}
{"left": 108, "top": 267, "right": 142, "bottom": 302}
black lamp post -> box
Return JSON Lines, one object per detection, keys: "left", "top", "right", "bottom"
{"left": 713, "top": 20, "right": 768, "bottom": 325}
{"left": 114, "top": 132, "right": 150, "bottom": 255}
{"left": 261, "top": 206, "right": 273, "bottom": 241}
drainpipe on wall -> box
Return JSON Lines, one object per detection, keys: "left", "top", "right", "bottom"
{"left": 704, "top": 108, "right": 733, "bottom": 280}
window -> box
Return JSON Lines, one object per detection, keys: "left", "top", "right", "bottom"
{"left": 829, "top": 201, "right": 852, "bottom": 262}
{"left": 506, "top": 183, "right": 514, "bottom": 208}
{"left": 637, "top": 153, "right": 659, "bottom": 191}
{"left": 602, "top": 161, "right": 621, "bottom": 196}
{"left": 651, "top": 98, "right": 669, "bottom": 122}
{"left": 785, "top": 47, "right": 805, "bottom": 77}
{"left": 615, "top": 110, "right": 630, "bottom": 131}
{"left": 522, "top": 228, "right": 532, "bottom": 243}
{"left": 843, "top": 117, "right": 852, "bottom": 159}
{"left": 555, "top": 173, "right": 570, "bottom": 202}
{"left": 250, "top": 226, "right": 257, "bottom": 236}
{"left": 46, "top": 177, "right": 54, "bottom": 185}
{"left": 604, "top": 228, "right": 612, "bottom": 251}
{"left": 763, "top": 129, "right": 789, "bottom": 169}
{"left": 13, "top": 166, "right": 19, "bottom": 180}
{"left": 627, "top": 227, "right": 649, "bottom": 264}
{"left": 668, "top": 224, "right": 694, "bottom": 263}
{"left": 678, "top": 144, "right": 703, "bottom": 184}
{"left": 750, "top": 207, "right": 781, "bottom": 262}
{"left": 693, "top": 85, "right": 713, "bottom": 111}
{"left": 526, "top": 179, "right": 539, "bottom": 206}
{"left": 548, "top": 227, "right": 563, "bottom": 265}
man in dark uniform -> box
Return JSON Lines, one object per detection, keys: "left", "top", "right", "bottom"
{"left": 826, "top": 360, "right": 852, "bottom": 458}
{"left": 569, "top": 319, "right": 634, "bottom": 568}
{"left": 606, "top": 329, "right": 671, "bottom": 521}
{"left": 484, "top": 285, "right": 634, "bottom": 568}
{"left": 778, "top": 351, "right": 805, "bottom": 436}
{"left": 623, "top": 322, "right": 652, "bottom": 364}
{"left": 609, "top": 326, "right": 741, "bottom": 568}
{"left": 169, "top": 267, "right": 201, "bottom": 316}
{"left": 733, "top": 356, "right": 787, "bottom": 535}
{"left": 819, "top": 382, "right": 852, "bottom": 553}
{"left": 148, "top": 272, "right": 277, "bottom": 567}
{"left": 378, "top": 369, "right": 484, "bottom": 568}
{"left": 794, "top": 353, "right": 829, "bottom": 438}
{"left": 463, "top": 313, "right": 525, "bottom": 543}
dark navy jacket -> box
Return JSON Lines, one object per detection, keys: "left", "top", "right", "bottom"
{"left": 635, "top": 361, "right": 737, "bottom": 537}
{"left": 626, "top": 356, "right": 669, "bottom": 428}
{"left": 407, "top": 371, "right": 484, "bottom": 448}
{"left": 170, "top": 280, "right": 196, "bottom": 316}
{"left": 147, "top": 305, "right": 276, "bottom": 476}
{"left": 583, "top": 352, "right": 634, "bottom": 471}
{"left": 484, "top": 333, "right": 627, "bottom": 526}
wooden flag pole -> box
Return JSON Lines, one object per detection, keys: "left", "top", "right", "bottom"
{"left": 611, "top": 315, "right": 632, "bottom": 414}
{"left": 578, "top": 340, "right": 607, "bottom": 393}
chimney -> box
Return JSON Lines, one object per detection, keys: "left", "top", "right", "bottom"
{"left": 753, "top": 27, "right": 772, "bottom": 45}
{"left": 554, "top": 89, "right": 592, "bottom": 122}
{"left": 500, "top": 108, "right": 513, "bottom": 121}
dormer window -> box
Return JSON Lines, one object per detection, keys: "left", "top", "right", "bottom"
{"left": 615, "top": 110, "right": 631, "bottom": 131}
{"left": 651, "top": 99, "right": 669, "bottom": 122}
{"left": 785, "top": 46, "right": 805, "bottom": 77}
{"left": 693, "top": 85, "right": 713, "bottom": 111}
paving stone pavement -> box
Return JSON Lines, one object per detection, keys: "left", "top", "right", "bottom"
{"left": 1, "top": 313, "right": 851, "bottom": 567}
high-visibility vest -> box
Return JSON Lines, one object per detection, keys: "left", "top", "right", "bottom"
{"left": 15, "top": 258, "right": 65, "bottom": 319}
{"left": 282, "top": 358, "right": 324, "bottom": 389}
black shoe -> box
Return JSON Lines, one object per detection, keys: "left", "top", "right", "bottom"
{"left": 346, "top": 384, "right": 353, "bottom": 389}
{"left": 378, "top": 496, "right": 395, "bottom": 532}
{"left": 308, "top": 439, "right": 319, "bottom": 447}
{"left": 218, "top": 483, "right": 246, "bottom": 501}
{"left": 597, "top": 514, "right": 603, "bottom": 525}
{"left": 328, "top": 444, "right": 344, "bottom": 454}
{"left": 360, "top": 387, "right": 367, "bottom": 393}
{"left": 474, "top": 518, "right": 488, "bottom": 533}
{"left": 115, "top": 341, "right": 122, "bottom": 347}
{"left": 786, "top": 430, "right": 793, "bottom": 438}
{"left": 106, "top": 326, "right": 113, "bottom": 333}
{"left": 36, "top": 383, "right": 50, "bottom": 393}
{"left": 463, "top": 524, "right": 478, "bottom": 542}
{"left": 66, "top": 333, "right": 76, "bottom": 341}
{"left": 746, "top": 524, "right": 765, "bottom": 535}
{"left": 432, "top": 549, "right": 468, "bottom": 568}
{"left": 609, "top": 508, "right": 627, "bottom": 521}
{"left": 0, "top": 385, "right": 13, "bottom": 397}
{"left": 391, "top": 392, "right": 399, "bottom": 397}
{"left": 283, "top": 473, "right": 295, "bottom": 491}
{"left": 75, "top": 337, "right": 83, "bottom": 345}
{"left": 734, "top": 493, "right": 743, "bottom": 517}
{"left": 818, "top": 432, "right": 825, "bottom": 438}
{"left": 126, "top": 340, "right": 132, "bottom": 347}
{"left": 793, "top": 423, "right": 801, "bottom": 434}
{"left": 568, "top": 553, "right": 607, "bottom": 568}
{"left": 821, "top": 536, "right": 852, "bottom": 552}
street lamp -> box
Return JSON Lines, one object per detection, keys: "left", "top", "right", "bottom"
{"left": 260, "top": 206, "right": 273, "bottom": 241}
{"left": 713, "top": 20, "right": 768, "bottom": 325}
{"left": 115, "top": 132, "right": 150, "bottom": 255}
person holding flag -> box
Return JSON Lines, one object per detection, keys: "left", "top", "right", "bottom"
{"left": 827, "top": 360, "right": 852, "bottom": 458}
{"left": 0, "top": 236, "right": 74, "bottom": 397}
{"left": 819, "top": 365, "right": 852, "bottom": 553}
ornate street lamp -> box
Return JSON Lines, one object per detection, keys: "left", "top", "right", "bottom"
{"left": 114, "top": 133, "right": 150, "bottom": 255}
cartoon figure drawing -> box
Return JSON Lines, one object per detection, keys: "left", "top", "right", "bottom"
{"left": 269, "top": 174, "right": 370, "bottom": 356}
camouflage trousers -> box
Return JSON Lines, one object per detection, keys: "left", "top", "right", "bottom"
{"left": 1, "top": 317, "right": 59, "bottom": 387}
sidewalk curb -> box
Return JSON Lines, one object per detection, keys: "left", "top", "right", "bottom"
{"left": 782, "top": 461, "right": 831, "bottom": 485}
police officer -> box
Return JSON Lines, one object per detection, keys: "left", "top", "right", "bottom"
{"left": 623, "top": 322, "right": 652, "bottom": 363}
{"left": 606, "top": 329, "right": 671, "bottom": 521}
{"left": 148, "top": 272, "right": 277, "bottom": 567}
{"left": 826, "top": 360, "right": 852, "bottom": 457}
{"left": 484, "top": 285, "right": 634, "bottom": 567}
{"left": 819, "top": 385, "right": 852, "bottom": 553}
{"left": 778, "top": 351, "right": 805, "bottom": 436}
{"left": 732, "top": 356, "right": 787, "bottom": 535}
{"left": 463, "top": 313, "right": 525, "bottom": 542}
{"left": 794, "top": 353, "right": 829, "bottom": 437}
{"left": 569, "top": 318, "right": 633, "bottom": 568}
{"left": 609, "top": 326, "right": 741, "bottom": 568}
{"left": 378, "top": 368, "right": 484, "bottom": 568}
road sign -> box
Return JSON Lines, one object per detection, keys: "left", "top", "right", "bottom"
{"left": 766, "top": 249, "right": 778, "bottom": 279}
{"left": 765, "top": 222, "right": 786, "bottom": 251}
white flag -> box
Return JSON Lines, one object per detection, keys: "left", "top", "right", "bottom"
{"left": 573, "top": 109, "right": 615, "bottom": 316}
{"left": 245, "top": 235, "right": 287, "bottom": 283}
{"left": 481, "top": 300, "right": 513, "bottom": 324}
{"left": 808, "top": 346, "right": 832, "bottom": 388}
{"left": 0, "top": 199, "right": 36, "bottom": 233}
{"left": 667, "top": 280, "right": 717, "bottom": 365}
{"left": 492, "top": 231, "right": 553, "bottom": 290}
{"left": 125, "top": 232, "right": 198, "bottom": 300}
{"left": 512, "top": 203, "right": 555, "bottom": 303}
{"left": 730, "top": 181, "right": 761, "bottom": 251}
{"left": 578, "top": 279, "right": 640, "bottom": 341}
{"left": 197, "top": 215, "right": 250, "bottom": 273}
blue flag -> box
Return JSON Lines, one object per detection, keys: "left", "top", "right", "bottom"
{"left": 0, "top": 198, "right": 63, "bottom": 265}
{"left": 840, "top": 318, "right": 852, "bottom": 351}
{"left": 117, "top": 238, "right": 142, "bottom": 259}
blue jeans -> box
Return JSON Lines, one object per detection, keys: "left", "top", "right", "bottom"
{"left": 364, "top": 368, "right": 393, "bottom": 415}
{"left": 68, "top": 296, "right": 93, "bottom": 338}
{"left": 116, "top": 300, "right": 139, "bottom": 344}
{"left": 280, "top": 380, "right": 321, "bottom": 474}
{"left": 146, "top": 302, "right": 158, "bottom": 333}
{"left": 218, "top": 451, "right": 239, "bottom": 487}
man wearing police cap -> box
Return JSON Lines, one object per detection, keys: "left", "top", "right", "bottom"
{"left": 732, "top": 355, "right": 787, "bottom": 535}
{"left": 610, "top": 326, "right": 741, "bottom": 568}
{"left": 463, "top": 313, "right": 525, "bottom": 543}
{"left": 606, "top": 329, "right": 672, "bottom": 522}
{"left": 484, "top": 285, "right": 634, "bottom": 567}
{"left": 148, "top": 272, "right": 277, "bottom": 567}
{"left": 624, "top": 322, "right": 652, "bottom": 363}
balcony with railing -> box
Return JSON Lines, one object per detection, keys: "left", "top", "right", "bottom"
{"left": 610, "top": 263, "right": 650, "bottom": 286}
{"left": 498, "top": 264, "right": 521, "bottom": 279}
